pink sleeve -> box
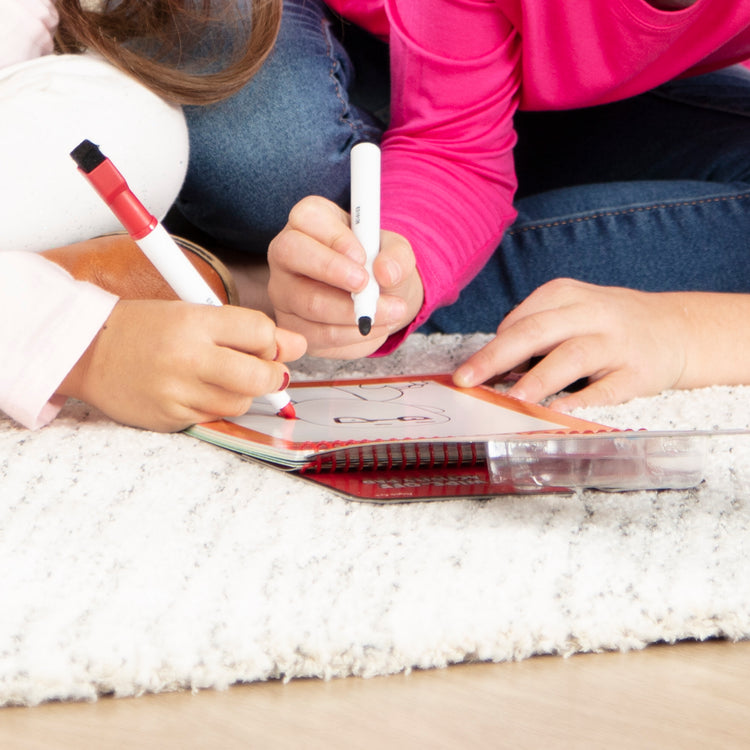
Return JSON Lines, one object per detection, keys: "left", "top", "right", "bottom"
{"left": 376, "top": 0, "right": 521, "bottom": 353}
{"left": 0, "top": 252, "right": 118, "bottom": 429}
{"left": 325, "top": 0, "right": 389, "bottom": 39}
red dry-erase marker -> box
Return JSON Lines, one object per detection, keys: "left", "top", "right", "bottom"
{"left": 70, "top": 139, "right": 296, "bottom": 419}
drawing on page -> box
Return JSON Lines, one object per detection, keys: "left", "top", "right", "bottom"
{"left": 292, "top": 381, "right": 450, "bottom": 428}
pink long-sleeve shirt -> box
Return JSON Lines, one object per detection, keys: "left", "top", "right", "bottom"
{"left": 328, "top": 0, "right": 750, "bottom": 352}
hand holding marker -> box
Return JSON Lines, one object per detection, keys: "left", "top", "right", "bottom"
{"left": 350, "top": 141, "right": 381, "bottom": 336}
{"left": 69, "top": 139, "right": 296, "bottom": 419}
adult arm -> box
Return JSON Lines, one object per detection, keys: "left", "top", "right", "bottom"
{"left": 376, "top": 0, "right": 521, "bottom": 351}
{"left": 268, "top": 0, "right": 522, "bottom": 358}
{"left": 454, "top": 279, "right": 750, "bottom": 409}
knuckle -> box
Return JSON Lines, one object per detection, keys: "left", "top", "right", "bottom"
{"left": 560, "top": 339, "right": 591, "bottom": 371}
{"left": 320, "top": 248, "right": 344, "bottom": 280}
{"left": 521, "top": 367, "right": 548, "bottom": 396}
{"left": 316, "top": 323, "right": 343, "bottom": 350}
{"left": 588, "top": 379, "right": 622, "bottom": 405}
{"left": 288, "top": 196, "right": 325, "bottom": 227}
{"left": 268, "top": 229, "right": 302, "bottom": 269}
{"left": 249, "top": 311, "right": 276, "bottom": 342}
{"left": 302, "top": 288, "right": 330, "bottom": 321}
{"left": 536, "top": 277, "right": 580, "bottom": 302}
{"left": 223, "top": 395, "right": 255, "bottom": 418}
{"left": 516, "top": 313, "right": 547, "bottom": 343}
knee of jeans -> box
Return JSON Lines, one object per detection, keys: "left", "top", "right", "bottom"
{"left": 176, "top": 1, "right": 384, "bottom": 246}
{"left": 178, "top": 85, "right": 380, "bottom": 246}
{"left": 178, "top": 104, "right": 358, "bottom": 242}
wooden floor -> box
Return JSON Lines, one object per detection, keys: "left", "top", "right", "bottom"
{"left": 2, "top": 639, "right": 749, "bottom": 749}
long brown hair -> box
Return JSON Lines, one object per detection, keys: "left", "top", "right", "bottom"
{"left": 54, "top": 0, "right": 281, "bottom": 105}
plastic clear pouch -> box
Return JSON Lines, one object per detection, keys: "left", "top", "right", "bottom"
{"left": 485, "top": 430, "right": 735, "bottom": 492}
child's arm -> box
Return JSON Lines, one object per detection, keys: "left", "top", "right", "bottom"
{"left": 0, "top": 252, "right": 305, "bottom": 432}
{"left": 453, "top": 278, "right": 750, "bottom": 409}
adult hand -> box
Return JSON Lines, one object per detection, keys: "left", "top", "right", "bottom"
{"left": 0, "top": 0, "right": 58, "bottom": 68}
{"left": 58, "top": 299, "right": 307, "bottom": 432}
{"left": 268, "top": 196, "right": 424, "bottom": 359}
{"left": 453, "top": 278, "right": 691, "bottom": 411}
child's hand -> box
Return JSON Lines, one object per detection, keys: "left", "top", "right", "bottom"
{"left": 453, "top": 278, "right": 692, "bottom": 410}
{"left": 268, "top": 196, "right": 424, "bottom": 359}
{"left": 58, "top": 299, "right": 307, "bottom": 432}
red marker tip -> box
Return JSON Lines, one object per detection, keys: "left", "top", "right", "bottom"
{"left": 277, "top": 403, "right": 297, "bottom": 420}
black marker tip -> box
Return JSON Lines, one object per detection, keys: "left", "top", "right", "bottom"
{"left": 358, "top": 316, "right": 372, "bottom": 336}
{"left": 70, "top": 139, "right": 105, "bottom": 173}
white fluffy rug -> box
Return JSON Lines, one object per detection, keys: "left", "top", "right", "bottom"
{"left": 2, "top": 333, "right": 750, "bottom": 707}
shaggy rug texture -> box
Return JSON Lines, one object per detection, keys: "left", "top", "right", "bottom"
{"left": 1, "top": 333, "right": 749, "bottom": 707}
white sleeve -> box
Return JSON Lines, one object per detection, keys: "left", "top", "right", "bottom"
{"left": 0, "top": 252, "right": 118, "bottom": 429}
{"left": 0, "top": 53, "right": 188, "bottom": 253}
{"left": 0, "top": 0, "right": 58, "bottom": 69}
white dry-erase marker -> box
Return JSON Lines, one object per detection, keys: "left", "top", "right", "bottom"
{"left": 350, "top": 141, "right": 381, "bottom": 336}
{"left": 70, "top": 139, "right": 296, "bottom": 419}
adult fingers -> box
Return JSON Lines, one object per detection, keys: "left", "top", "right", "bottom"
{"left": 275, "top": 308, "right": 390, "bottom": 359}
{"left": 270, "top": 227, "right": 368, "bottom": 295}
{"left": 504, "top": 333, "right": 619, "bottom": 404}
{"left": 548, "top": 370, "right": 647, "bottom": 413}
{"left": 453, "top": 303, "right": 591, "bottom": 388}
{"left": 285, "top": 195, "right": 360, "bottom": 259}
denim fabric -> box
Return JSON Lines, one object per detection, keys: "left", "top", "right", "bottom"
{"left": 175, "top": 0, "right": 387, "bottom": 252}
{"left": 175, "top": 0, "right": 750, "bottom": 336}
{"left": 423, "top": 67, "right": 750, "bottom": 333}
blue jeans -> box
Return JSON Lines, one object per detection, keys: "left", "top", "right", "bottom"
{"left": 426, "top": 65, "right": 750, "bottom": 333}
{"left": 174, "top": 0, "right": 387, "bottom": 251}
{"left": 175, "top": 0, "right": 750, "bottom": 334}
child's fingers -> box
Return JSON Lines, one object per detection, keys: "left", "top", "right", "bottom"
{"left": 275, "top": 309, "right": 391, "bottom": 357}
{"left": 193, "top": 347, "right": 291, "bottom": 413}
{"left": 202, "top": 305, "right": 277, "bottom": 356}
{"left": 285, "top": 195, "right": 361, "bottom": 258}
{"left": 372, "top": 231, "right": 417, "bottom": 290}
{"left": 274, "top": 327, "right": 307, "bottom": 363}
{"left": 497, "top": 278, "right": 598, "bottom": 333}
{"left": 198, "top": 305, "right": 304, "bottom": 363}
{"left": 271, "top": 228, "right": 368, "bottom": 293}
{"left": 276, "top": 275, "right": 366, "bottom": 325}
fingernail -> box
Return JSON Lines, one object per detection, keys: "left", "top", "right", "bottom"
{"left": 383, "top": 257, "right": 401, "bottom": 285}
{"left": 278, "top": 371, "right": 290, "bottom": 391}
{"left": 344, "top": 244, "right": 366, "bottom": 263}
{"left": 347, "top": 267, "right": 368, "bottom": 289}
{"left": 454, "top": 367, "right": 473, "bottom": 387}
